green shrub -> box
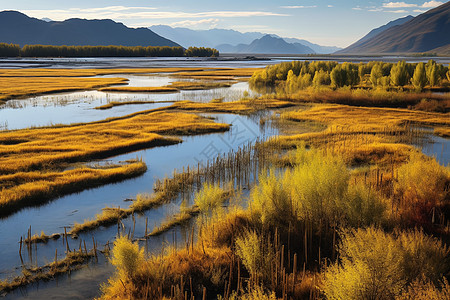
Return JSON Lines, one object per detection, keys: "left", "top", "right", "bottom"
{"left": 235, "top": 229, "right": 275, "bottom": 283}
{"left": 110, "top": 236, "right": 144, "bottom": 279}
{"left": 323, "top": 227, "right": 449, "bottom": 300}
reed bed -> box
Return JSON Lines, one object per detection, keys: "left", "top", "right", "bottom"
{"left": 1, "top": 237, "right": 102, "bottom": 294}
{"left": 69, "top": 139, "right": 280, "bottom": 236}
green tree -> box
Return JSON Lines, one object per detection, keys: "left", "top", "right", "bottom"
{"left": 390, "top": 61, "right": 410, "bottom": 87}
{"left": 330, "top": 65, "right": 347, "bottom": 88}
{"left": 370, "top": 64, "right": 383, "bottom": 87}
{"left": 425, "top": 60, "right": 439, "bottom": 87}
{"left": 412, "top": 62, "right": 427, "bottom": 91}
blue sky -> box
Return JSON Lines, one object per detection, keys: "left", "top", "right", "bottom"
{"left": 0, "top": 0, "right": 446, "bottom": 47}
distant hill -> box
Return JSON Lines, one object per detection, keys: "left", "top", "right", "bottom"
{"left": 150, "top": 25, "right": 340, "bottom": 54}
{"left": 216, "top": 35, "right": 315, "bottom": 54}
{"left": 282, "top": 37, "right": 342, "bottom": 54}
{"left": 354, "top": 15, "right": 414, "bottom": 45}
{"left": 0, "top": 10, "right": 180, "bottom": 47}
{"left": 149, "top": 25, "right": 263, "bottom": 48}
{"left": 339, "top": 2, "right": 450, "bottom": 54}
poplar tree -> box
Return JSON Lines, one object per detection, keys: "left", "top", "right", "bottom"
{"left": 412, "top": 62, "right": 427, "bottom": 92}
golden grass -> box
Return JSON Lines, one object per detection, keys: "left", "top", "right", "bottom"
{"left": 98, "top": 81, "right": 234, "bottom": 94}
{"left": 266, "top": 103, "right": 449, "bottom": 167}
{"left": 281, "top": 104, "right": 450, "bottom": 132}
{"left": 0, "top": 109, "right": 229, "bottom": 215}
{"left": 0, "top": 67, "right": 258, "bottom": 78}
{"left": 94, "top": 100, "right": 173, "bottom": 110}
{"left": 98, "top": 86, "right": 179, "bottom": 93}
{"left": 434, "top": 127, "right": 450, "bottom": 137}
{"left": 0, "top": 77, "right": 128, "bottom": 100}
{"left": 0, "top": 162, "right": 146, "bottom": 217}
{"left": 0, "top": 111, "right": 229, "bottom": 174}
{"left": 170, "top": 98, "right": 295, "bottom": 114}
{"left": 0, "top": 68, "right": 206, "bottom": 77}
{"left": 278, "top": 87, "right": 450, "bottom": 110}
{"left": 166, "top": 81, "right": 233, "bottom": 90}
{"left": 147, "top": 207, "right": 200, "bottom": 237}
{"left": 173, "top": 68, "right": 261, "bottom": 80}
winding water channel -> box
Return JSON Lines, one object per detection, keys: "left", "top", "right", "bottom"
{"left": 0, "top": 58, "right": 448, "bottom": 299}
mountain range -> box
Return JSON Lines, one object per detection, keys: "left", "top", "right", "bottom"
{"left": 339, "top": 1, "right": 450, "bottom": 54}
{"left": 1, "top": 4, "right": 449, "bottom": 56}
{"left": 215, "top": 35, "right": 315, "bottom": 54}
{"left": 149, "top": 25, "right": 340, "bottom": 54}
{"left": 0, "top": 10, "right": 179, "bottom": 47}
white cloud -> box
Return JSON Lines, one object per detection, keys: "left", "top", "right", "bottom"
{"left": 382, "top": 2, "right": 417, "bottom": 8}
{"left": 328, "top": 5, "right": 334, "bottom": 8}
{"left": 170, "top": 18, "right": 219, "bottom": 28}
{"left": 382, "top": 1, "right": 443, "bottom": 9}
{"left": 385, "top": 9, "right": 409, "bottom": 13}
{"left": 280, "top": 6, "right": 317, "bottom": 9}
{"left": 352, "top": 7, "right": 363, "bottom": 10}
{"left": 19, "top": 7, "right": 288, "bottom": 22}
{"left": 422, "top": 1, "right": 444, "bottom": 7}
{"left": 413, "top": 9, "right": 428, "bottom": 12}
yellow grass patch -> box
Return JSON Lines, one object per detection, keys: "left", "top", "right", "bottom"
{"left": 0, "top": 162, "right": 147, "bottom": 217}
{"left": 0, "top": 111, "right": 229, "bottom": 174}
{"left": 282, "top": 104, "right": 450, "bottom": 132}
{"left": 98, "top": 86, "right": 179, "bottom": 93}
{"left": 0, "top": 68, "right": 206, "bottom": 77}
{"left": 170, "top": 98, "right": 295, "bottom": 114}
{"left": 0, "top": 77, "right": 128, "bottom": 100}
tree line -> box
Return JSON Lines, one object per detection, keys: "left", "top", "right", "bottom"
{"left": 250, "top": 60, "right": 450, "bottom": 92}
{"left": 0, "top": 43, "right": 219, "bottom": 58}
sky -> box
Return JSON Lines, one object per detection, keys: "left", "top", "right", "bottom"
{"left": 0, "top": 0, "right": 446, "bottom": 47}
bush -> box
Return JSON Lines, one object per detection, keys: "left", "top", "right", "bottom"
{"left": 110, "top": 236, "right": 144, "bottom": 279}
{"left": 235, "top": 229, "right": 275, "bottom": 283}
{"left": 323, "top": 227, "right": 449, "bottom": 300}
{"left": 395, "top": 153, "right": 449, "bottom": 226}
{"left": 194, "top": 182, "right": 226, "bottom": 214}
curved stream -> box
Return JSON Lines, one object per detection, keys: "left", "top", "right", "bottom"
{"left": 0, "top": 60, "right": 448, "bottom": 299}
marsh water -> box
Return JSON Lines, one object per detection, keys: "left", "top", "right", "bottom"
{"left": 0, "top": 57, "right": 449, "bottom": 299}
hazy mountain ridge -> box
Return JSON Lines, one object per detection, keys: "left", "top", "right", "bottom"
{"left": 150, "top": 25, "right": 340, "bottom": 54}
{"left": 215, "top": 35, "right": 315, "bottom": 54}
{"left": 339, "top": 2, "right": 450, "bottom": 54}
{"left": 0, "top": 10, "right": 180, "bottom": 47}
{"left": 149, "top": 25, "right": 264, "bottom": 49}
